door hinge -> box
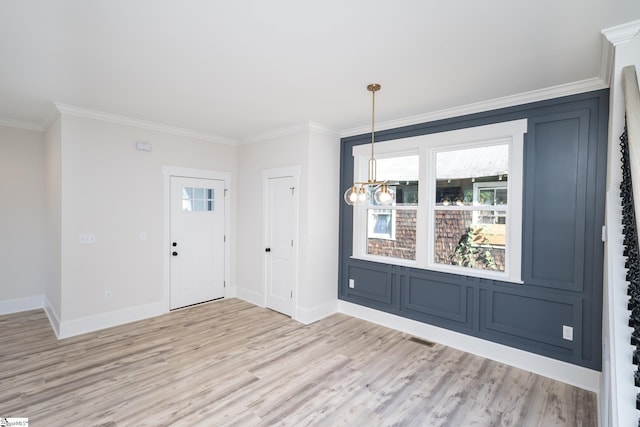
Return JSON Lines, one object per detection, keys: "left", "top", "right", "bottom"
{"left": 224, "top": 235, "right": 226, "bottom": 242}
{"left": 224, "top": 189, "right": 228, "bottom": 197}
{"left": 601, "top": 225, "right": 606, "bottom": 242}
{"left": 290, "top": 187, "right": 295, "bottom": 196}
{"left": 290, "top": 291, "right": 293, "bottom": 298}
{"left": 291, "top": 240, "right": 294, "bottom": 247}
{"left": 224, "top": 281, "right": 226, "bottom": 288}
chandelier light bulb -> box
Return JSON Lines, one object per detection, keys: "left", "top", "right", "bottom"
{"left": 374, "top": 184, "right": 395, "bottom": 206}
{"left": 344, "top": 186, "right": 370, "bottom": 205}
{"left": 358, "top": 187, "right": 369, "bottom": 202}
{"left": 344, "top": 186, "right": 359, "bottom": 206}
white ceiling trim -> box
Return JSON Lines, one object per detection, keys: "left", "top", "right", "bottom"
{"left": 239, "top": 121, "right": 339, "bottom": 146}
{"left": 602, "top": 19, "right": 640, "bottom": 45}
{"left": 340, "top": 78, "right": 609, "bottom": 138}
{"left": 53, "top": 103, "right": 238, "bottom": 145}
{"left": 0, "top": 117, "right": 44, "bottom": 132}
{"left": 0, "top": 78, "right": 612, "bottom": 141}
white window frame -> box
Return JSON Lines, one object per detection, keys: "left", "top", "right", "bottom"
{"left": 350, "top": 119, "right": 526, "bottom": 283}
{"left": 351, "top": 145, "right": 421, "bottom": 267}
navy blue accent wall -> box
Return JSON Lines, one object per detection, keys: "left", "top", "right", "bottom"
{"left": 338, "top": 90, "right": 608, "bottom": 370}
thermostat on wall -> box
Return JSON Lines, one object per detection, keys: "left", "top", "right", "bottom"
{"left": 135, "top": 141, "right": 152, "bottom": 152}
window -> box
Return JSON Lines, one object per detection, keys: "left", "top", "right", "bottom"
{"left": 182, "top": 187, "right": 215, "bottom": 212}
{"left": 365, "top": 155, "right": 419, "bottom": 261}
{"left": 433, "top": 145, "right": 509, "bottom": 273}
{"left": 350, "top": 119, "right": 526, "bottom": 283}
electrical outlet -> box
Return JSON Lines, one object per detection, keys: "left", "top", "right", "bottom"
{"left": 349, "top": 279, "right": 355, "bottom": 289}
{"left": 105, "top": 290, "right": 112, "bottom": 301}
{"left": 563, "top": 325, "right": 573, "bottom": 341}
{"left": 79, "top": 233, "right": 96, "bottom": 244}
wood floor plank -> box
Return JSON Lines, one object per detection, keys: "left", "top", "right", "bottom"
{"left": 0, "top": 298, "right": 597, "bottom": 426}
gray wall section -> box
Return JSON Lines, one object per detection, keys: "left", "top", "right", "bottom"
{"left": 338, "top": 90, "right": 608, "bottom": 370}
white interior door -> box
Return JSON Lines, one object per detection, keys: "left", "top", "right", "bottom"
{"left": 170, "top": 176, "right": 225, "bottom": 309}
{"left": 265, "top": 175, "right": 297, "bottom": 316}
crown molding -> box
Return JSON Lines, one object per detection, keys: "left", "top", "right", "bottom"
{"left": 599, "top": 33, "right": 615, "bottom": 87}
{"left": 308, "top": 121, "right": 340, "bottom": 137}
{"left": 340, "top": 77, "right": 608, "bottom": 138}
{"left": 41, "top": 105, "right": 60, "bottom": 131}
{"left": 53, "top": 103, "right": 238, "bottom": 145}
{"left": 601, "top": 19, "right": 640, "bottom": 46}
{"left": 239, "top": 121, "right": 339, "bottom": 146}
{"left": 0, "top": 117, "right": 44, "bottom": 132}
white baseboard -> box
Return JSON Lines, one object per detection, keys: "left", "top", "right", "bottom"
{"left": 0, "top": 294, "right": 43, "bottom": 315}
{"left": 235, "top": 287, "right": 264, "bottom": 308}
{"left": 58, "top": 301, "right": 167, "bottom": 339}
{"left": 224, "top": 285, "right": 237, "bottom": 298}
{"left": 338, "top": 300, "right": 601, "bottom": 393}
{"left": 43, "top": 294, "right": 61, "bottom": 339}
{"left": 295, "top": 300, "right": 337, "bottom": 324}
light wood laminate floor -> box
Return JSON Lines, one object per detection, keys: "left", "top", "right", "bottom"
{"left": 0, "top": 298, "right": 596, "bottom": 426}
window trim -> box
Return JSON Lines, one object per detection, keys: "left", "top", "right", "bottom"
{"left": 350, "top": 119, "right": 526, "bottom": 283}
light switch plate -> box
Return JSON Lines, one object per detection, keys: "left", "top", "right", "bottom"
{"left": 349, "top": 279, "right": 355, "bottom": 289}
{"left": 79, "top": 233, "right": 96, "bottom": 244}
{"left": 563, "top": 325, "right": 573, "bottom": 341}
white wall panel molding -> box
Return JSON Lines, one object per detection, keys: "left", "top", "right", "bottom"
{"left": 341, "top": 78, "right": 608, "bottom": 138}
{"left": 53, "top": 103, "right": 237, "bottom": 145}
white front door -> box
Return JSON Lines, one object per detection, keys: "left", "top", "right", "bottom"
{"left": 170, "top": 176, "right": 225, "bottom": 309}
{"left": 265, "top": 174, "right": 297, "bottom": 316}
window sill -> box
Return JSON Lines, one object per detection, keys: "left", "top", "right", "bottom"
{"left": 350, "top": 254, "right": 417, "bottom": 268}
{"left": 349, "top": 255, "right": 524, "bottom": 285}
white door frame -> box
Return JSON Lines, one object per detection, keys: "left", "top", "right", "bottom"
{"left": 163, "top": 166, "right": 231, "bottom": 312}
{"left": 262, "top": 166, "right": 300, "bottom": 317}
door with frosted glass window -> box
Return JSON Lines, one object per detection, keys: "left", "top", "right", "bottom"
{"left": 170, "top": 176, "right": 225, "bottom": 309}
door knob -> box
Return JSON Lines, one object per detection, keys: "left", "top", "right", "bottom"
{"left": 172, "top": 251, "right": 178, "bottom": 256}
{"left": 265, "top": 248, "right": 271, "bottom": 252}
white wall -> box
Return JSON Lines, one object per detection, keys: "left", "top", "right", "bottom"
{"left": 235, "top": 124, "right": 340, "bottom": 323}
{"left": 56, "top": 114, "right": 237, "bottom": 331}
{"left": 236, "top": 130, "right": 306, "bottom": 304}
{"left": 0, "top": 126, "right": 47, "bottom": 312}
{"left": 2, "top": 112, "right": 340, "bottom": 335}
{"left": 297, "top": 126, "right": 340, "bottom": 321}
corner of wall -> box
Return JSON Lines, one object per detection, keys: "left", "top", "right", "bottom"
{"left": 44, "top": 294, "right": 61, "bottom": 339}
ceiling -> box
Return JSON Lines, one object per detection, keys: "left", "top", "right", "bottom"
{"left": 1, "top": 1, "right": 639, "bottom": 143}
